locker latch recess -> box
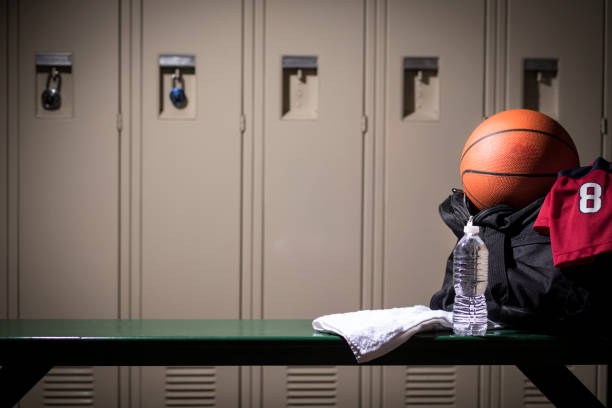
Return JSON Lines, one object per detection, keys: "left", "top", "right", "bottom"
{"left": 35, "top": 52, "right": 73, "bottom": 118}
{"left": 282, "top": 55, "right": 319, "bottom": 120}
{"left": 403, "top": 57, "right": 439, "bottom": 121}
{"left": 159, "top": 54, "right": 196, "bottom": 119}
{"left": 523, "top": 58, "right": 558, "bottom": 118}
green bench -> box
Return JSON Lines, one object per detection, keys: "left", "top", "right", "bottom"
{"left": 0, "top": 319, "right": 609, "bottom": 407}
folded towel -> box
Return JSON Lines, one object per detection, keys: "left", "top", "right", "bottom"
{"left": 312, "top": 305, "right": 453, "bottom": 363}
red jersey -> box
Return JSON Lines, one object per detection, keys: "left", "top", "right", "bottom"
{"left": 534, "top": 157, "right": 612, "bottom": 267}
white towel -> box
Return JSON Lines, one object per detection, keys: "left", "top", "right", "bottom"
{"left": 312, "top": 305, "right": 453, "bottom": 363}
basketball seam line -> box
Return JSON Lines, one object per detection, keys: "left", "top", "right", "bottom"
{"left": 462, "top": 169, "right": 557, "bottom": 177}
{"left": 461, "top": 185, "right": 487, "bottom": 209}
{"left": 461, "top": 128, "right": 579, "bottom": 160}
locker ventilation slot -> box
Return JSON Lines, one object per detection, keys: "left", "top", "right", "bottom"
{"left": 523, "top": 365, "right": 574, "bottom": 407}
{"left": 404, "top": 366, "right": 456, "bottom": 406}
{"left": 43, "top": 366, "right": 94, "bottom": 407}
{"left": 523, "top": 378, "right": 552, "bottom": 406}
{"left": 165, "top": 366, "right": 216, "bottom": 407}
{"left": 286, "top": 366, "right": 337, "bottom": 406}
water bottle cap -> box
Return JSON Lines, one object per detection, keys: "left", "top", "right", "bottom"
{"left": 464, "top": 223, "right": 480, "bottom": 234}
{"left": 464, "top": 216, "right": 480, "bottom": 234}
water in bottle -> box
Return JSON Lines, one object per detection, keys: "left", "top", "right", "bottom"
{"left": 452, "top": 216, "right": 488, "bottom": 336}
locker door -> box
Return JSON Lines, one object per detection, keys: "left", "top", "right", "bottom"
{"left": 17, "top": 0, "right": 119, "bottom": 406}
{"left": 506, "top": 0, "right": 604, "bottom": 164}
{"left": 501, "top": 2, "right": 606, "bottom": 406}
{"left": 383, "top": 0, "right": 485, "bottom": 406}
{"left": 139, "top": 0, "right": 242, "bottom": 406}
{"left": 261, "top": 0, "right": 363, "bottom": 406}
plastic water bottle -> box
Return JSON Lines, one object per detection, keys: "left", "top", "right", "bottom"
{"left": 452, "top": 216, "right": 488, "bottom": 336}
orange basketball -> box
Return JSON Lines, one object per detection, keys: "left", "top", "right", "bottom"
{"left": 460, "top": 109, "right": 579, "bottom": 210}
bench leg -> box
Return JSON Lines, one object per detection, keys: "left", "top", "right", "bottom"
{"left": 517, "top": 364, "right": 605, "bottom": 408}
{"left": 0, "top": 364, "right": 52, "bottom": 407}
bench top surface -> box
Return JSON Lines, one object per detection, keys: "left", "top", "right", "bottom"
{"left": 0, "top": 319, "right": 609, "bottom": 366}
{"left": 0, "top": 318, "right": 605, "bottom": 343}
{"left": 0, "top": 319, "right": 339, "bottom": 341}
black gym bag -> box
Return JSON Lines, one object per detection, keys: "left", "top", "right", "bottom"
{"left": 430, "top": 189, "right": 610, "bottom": 332}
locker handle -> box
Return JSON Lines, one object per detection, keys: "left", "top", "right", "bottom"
{"left": 524, "top": 58, "right": 557, "bottom": 74}
{"left": 404, "top": 57, "right": 438, "bottom": 71}
{"left": 282, "top": 56, "right": 318, "bottom": 69}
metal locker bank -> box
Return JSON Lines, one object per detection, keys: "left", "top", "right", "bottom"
{"left": 1, "top": 0, "right": 610, "bottom": 407}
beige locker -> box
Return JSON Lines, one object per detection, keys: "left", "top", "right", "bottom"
{"left": 139, "top": 0, "right": 242, "bottom": 406}
{"left": 15, "top": 0, "right": 120, "bottom": 406}
{"left": 382, "top": 0, "right": 486, "bottom": 406}
{"left": 262, "top": 0, "right": 364, "bottom": 319}
{"left": 18, "top": 1, "right": 119, "bottom": 319}
{"left": 260, "top": 0, "right": 364, "bottom": 406}
{"left": 140, "top": 0, "right": 241, "bottom": 319}
{"left": 500, "top": 1, "right": 607, "bottom": 405}
{"left": 505, "top": 0, "right": 604, "bottom": 165}
{"left": 384, "top": 0, "right": 485, "bottom": 311}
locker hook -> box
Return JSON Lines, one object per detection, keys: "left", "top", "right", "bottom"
{"left": 50, "top": 67, "right": 60, "bottom": 82}
{"left": 536, "top": 71, "right": 543, "bottom": 83}
{"left": 297, "top": 68, "right": 305, "bottom": 83}
{"left": 169, "top": 68, "right": 187, "bottom": 108}
{"left": 41, "top": 67, "right": 62, "bottom": 111}
{"left": 417, "top": 70, "right": 424, "bottom": 82}
{"left": 172, "top": 68, "right": 183, "bottom": 87}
